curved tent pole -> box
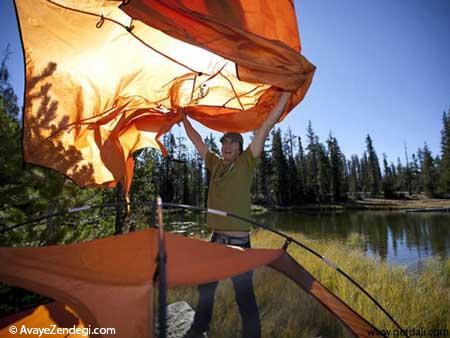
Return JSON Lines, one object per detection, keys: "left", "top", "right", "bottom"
{"left": 0, "top": 203, "right": 115, "bottom": 235}
{"left": 0, "top": 200, "right": 408, "bottom": 336}
{"left": 163, "top": 203, "right": 408, "bottom": 337}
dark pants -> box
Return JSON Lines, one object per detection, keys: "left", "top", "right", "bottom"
{"left": 191, "top": 233, "right": 261, "bottom": 338}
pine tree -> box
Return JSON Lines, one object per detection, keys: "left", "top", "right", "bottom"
{"left": 295, "top": 136, "right": 306, "bottom": 202}
{"left": 285, "top": 129, "right": 301, "bottom": 204}
{"left": 395, "top": 157, "right": 404, "bottom": 193}
{"left": 176, "top": 136, "right": 189, "bottom": 204}
{"left": 189, "top": 151, "right": 205, "bottom": 207}
{"left": 285, "top": 127, "right": 295, "bottom": 159}
{"left": 434, "top": 155, "right": 442, "bottom": 195}
{"left": 327, "top": 134, "right": 345, "bottom": 202}
{"left": 305, "top": 121, "right": 319, "bottom": 202}
{"left": 389, "top": 161, "right": 398, "bottom": 193}
{"left": 440, "top": 110, "right": 450, "bottom": 194}
{"left": 204, "top": 133, "right": 219, "bottom": 205}
{"left": 360, "top": 151, "right": 369, "bottom": 197}
{"left": 159, "top": 132, "right": 176, "bottom": 202}
{"left": 410, "top": 153, "right": 421, "bottom": 194}
{"left": 365, "top": 135, "right": 382, "bottom": 197}
{"left": 416, "top": 147, "right": 424, "bottom": 193}
{"left": 316, "top": 142, "right": 330, "bottom": 202}
{"left": 0, "top": 48, "right": 102, "bottom": 245}
{"left": 205, "top": 133, "right": 220, "bottom": 154}
{"left": 422, "top": 143, "right": 435, "bottom": 197}
{"left": 348, "top": 155, "right": 360, "bottom": 198}
{"left": 382, "top": 154, "right": 395, "bottom": 198}
{"left": 271, "top": 128, "right": 289, "bottom": 205}
{"left": 342, "top": 156, "right": 350, "bottom": 196}
{"left": 0, "top": 49, "right": 21, "bottom": 205}
{"left": 254, "top": 132, "right": 272, "bottom": 205}
{"left": 404, "top": 143, "right": 412, "bottom": 196}
{"left": 129, "top": 147, "right": 157, "bottom": 228}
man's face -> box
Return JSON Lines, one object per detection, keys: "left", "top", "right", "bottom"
{"left": 221, "top": 137, "right": 241, "bottom": 162}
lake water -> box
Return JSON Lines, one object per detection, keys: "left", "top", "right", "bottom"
{"left": 254, "top": 211, "right": 449, "bottom": 270}
{"left": 169, "top": 210, "right": 450, "bottom": 271}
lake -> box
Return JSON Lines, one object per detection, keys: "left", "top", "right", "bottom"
{"left": 168, "top": 210, "right": 450, "bottom": 272}
{"left": 255, "top": 211, "right": 449, "bottom": 270}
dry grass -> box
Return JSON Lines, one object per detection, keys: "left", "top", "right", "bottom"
{"left": 253, "top": 231, "right": 450, "bottom": 334}
{"left": 166, "top": 231, "right": 450, "bottom": 337}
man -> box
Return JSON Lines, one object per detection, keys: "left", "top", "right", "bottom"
{"left": 182, "top": 91, "right": 291, "bottom": 338}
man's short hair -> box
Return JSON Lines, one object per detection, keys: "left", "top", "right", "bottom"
{"left": 220, "top": 132, "right": 243, "bottom": 153}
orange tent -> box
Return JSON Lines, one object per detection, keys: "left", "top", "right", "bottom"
{"left": 0, "top": 228, "right": 383, "bottom": 337}
{"left": 3, "top": 1, "right": 391, "bottom": 337}
{"left": 15, "top": 0, "right": 315, "bottom": 193}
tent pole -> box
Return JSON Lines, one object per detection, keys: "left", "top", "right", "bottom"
{"left": 156, "top": 196, "right": 167, "bottom": 338}
{"left": 1, "top": 200, "right": 407, "bottom": 336}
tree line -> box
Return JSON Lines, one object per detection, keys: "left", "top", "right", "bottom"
{"left": 146, "top": 115, "right": 450, "bottom": 207}
{"left": 1, "top": 49, "right": 450, "bottom": 244}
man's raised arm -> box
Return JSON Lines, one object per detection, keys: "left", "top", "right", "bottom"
{"left": 250, "top": 91, "right": 291, "bottom": 158}
{"left": 182, "top": 114, "right": 208, "bottom": 160}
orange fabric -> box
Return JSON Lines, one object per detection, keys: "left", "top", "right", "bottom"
{"left": 121, "top": 0, "right": 311, "bottom": 90}
{"left": 16, "top": 0, "right": 315, "bottom": 192}
{"left": 0, "top": 303, "right": 87, "bottom": 338}
{"left": 0, "top": 229, "right": 283, "bottom": 337}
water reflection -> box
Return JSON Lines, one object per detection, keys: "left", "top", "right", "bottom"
{"left": 166, "top": 210, "right": 450, "bottom": 269}
{"left": 253, "top": 211, "right": 449, "bottom": 268}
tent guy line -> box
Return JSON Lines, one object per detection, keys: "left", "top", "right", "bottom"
{"left": 1, "top": 200, "right": 408, "bottom": 336}
{"left": 46, "top": 0, "right": 200, "bottom": 75}
{"left": 46, "top": 0, "right": 250, "bottom": 112}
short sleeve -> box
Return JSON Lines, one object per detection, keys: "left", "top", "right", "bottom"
{"left": 241, "top": 147, "right": 257, "bottom": 171}
{"left": 205, "top": 151, "right": 221, "bottom": 171}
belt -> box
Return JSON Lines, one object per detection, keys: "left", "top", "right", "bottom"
{"left": 211, "top": 232, "right": 250, "bottom": 246}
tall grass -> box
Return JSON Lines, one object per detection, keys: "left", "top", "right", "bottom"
{"left": 252, "top": 230, "right": 450, "bottom": 335}
{"left": 167, "top": 231, "right": 449, "bottom": 337}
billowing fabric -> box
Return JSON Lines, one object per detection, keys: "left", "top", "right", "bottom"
{"left": 0, "top": 229, "right": 283, "bottom": 337}
{"left": 15, "top": 0, "right": 315, "bottom": 192}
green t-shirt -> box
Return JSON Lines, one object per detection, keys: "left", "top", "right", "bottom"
{"left": 205, "top": 147, "right": 257, "bottom": 231}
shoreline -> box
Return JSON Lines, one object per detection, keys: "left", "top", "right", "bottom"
{"left": 251, "top": 197, "right": 450, "bottom": 213}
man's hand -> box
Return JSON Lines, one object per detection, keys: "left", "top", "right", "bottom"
{"left": 250, "top": 91, "right": 291, "bottom": 158}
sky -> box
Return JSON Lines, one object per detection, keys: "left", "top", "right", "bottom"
{"left": 1, "top": 0, "right": 449, "bottom": 164}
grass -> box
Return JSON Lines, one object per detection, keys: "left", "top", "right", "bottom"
{"left": 167, "top": 231, "right": 450, "bottom": 337}
{"left": 254, "top": 231, "right": 450, "bottom": 334}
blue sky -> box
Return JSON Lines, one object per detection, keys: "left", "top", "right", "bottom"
{"left": 1, "top": 0, "right": 449, "bottom": 164}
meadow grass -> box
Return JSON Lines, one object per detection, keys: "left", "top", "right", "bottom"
{"left": 252, "top": 230, "right": 450, "bottom": 335}
{"left": 167, "top": 231, "right": 449, "bottom": 337}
